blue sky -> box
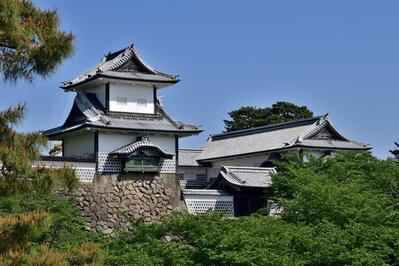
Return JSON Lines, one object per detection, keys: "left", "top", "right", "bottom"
{"left": 1, "top": 1, "right": 399, "bottom": 158}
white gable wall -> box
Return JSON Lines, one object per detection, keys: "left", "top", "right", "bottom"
{"left": 64, "top": 132, "right": 94, "bottom": 158}
{"left": 109, "top": 83, "right": 154, "bottom": 114}
{"left": 150, "top": 135, "right": 176, "bottom": 154}
{"left": 98, "top": 133, "right": 137, "bottom": 153}
{"left": 204, "top": 149, "right": 328, "bottom": 179}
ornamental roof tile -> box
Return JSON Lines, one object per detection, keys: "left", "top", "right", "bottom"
{"left": 110, "top": 137, "right": 174, "bottom": 158}
{"left": 61, "top": 44, "right": 179, "bottom": 89}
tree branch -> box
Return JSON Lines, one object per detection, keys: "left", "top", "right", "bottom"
{"left": 0, "top": 43, "right": 17, "bottom": 49}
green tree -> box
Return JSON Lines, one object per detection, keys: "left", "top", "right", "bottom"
{"left": 0, "top": 0, "right": 74, "bottom": 82}
{"left": 223, "top": 101, "right": 313, "bottom": 132}
{"left": 268, "top": 152, "right": 399, "bottom": 225}
{"left": 0, "top": 0, "right": 76, "bottom": 195}
{"left": 390, "top": 141, "right": 399, "bottom": 158}
{"left": 0, "top": 104, "right": 79, "bottom": 195}
{"left": 0, "top": 2, "right": 103, "bottom": 264}
{"left": 102, "top": 152, "right": 399, "bottom": 265}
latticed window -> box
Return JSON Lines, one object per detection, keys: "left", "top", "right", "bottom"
{"left": 124, "top": 156, "right": 160, "bottom": 172}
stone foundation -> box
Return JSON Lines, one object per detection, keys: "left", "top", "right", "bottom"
{"left": 75, "top": 172, "right": 185, "bottom": 234}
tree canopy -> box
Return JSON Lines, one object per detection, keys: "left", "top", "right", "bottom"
{"left": 223, "top": 101, "right": 314, "bottom": 132}
{"left": 390, "top": 141, "right": 399, "bottom": 158}
{"left": 0, "top": 0, "right": 74, "bottom": 82}
{"left": 100, "top": 151, "right": 399, "bottom": 265}
{"left": 0, "top": 1, "right": 103, "bottom": 264}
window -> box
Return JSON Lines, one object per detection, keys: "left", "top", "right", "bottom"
{"left": 125, "top": 157, "right": 160, "bottom": 173}
{"left": 137, "top": 99, "right": 147, "bottom": 108}
{"left": 116, "top": 97, "right": 127, "bottom": 106}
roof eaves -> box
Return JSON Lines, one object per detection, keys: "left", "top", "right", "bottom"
{"left": 61, "top": 73, "right": 179, "bottom": 90}
{"left": 42, "top": 123, "right": 87, "bottom": 138}
{"left": 294, "top": 143, "right": 372, "bottom": 151}
{"left": 61, "top": 44, "right": 180, "bottom": 90}
{"left": 84, "top": 123, "right": 202, "bottom": 135}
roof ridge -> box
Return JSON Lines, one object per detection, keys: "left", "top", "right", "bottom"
{"left": 211, "top": 116, "right": 324, "bottom": 141}
{"left": 221, "top": 166, "right": 246, "bottom": 184}
{"left": 224, "top": 165, "right": 275, "bottom": 171}
{"left": 61, "top": 43, "right": 179, "bottom": 89}
{"left": 297, "top": 115, "right": 352, "bottom": 143}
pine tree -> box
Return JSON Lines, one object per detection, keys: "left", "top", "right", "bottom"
{"left": 0, "top": 0, "right": 74, "bottom": 82}
{"left": 0, "top": 2, "right": 103, "bottom": 264}
{"left": 390, "top": 142, "right": 399, "bottom": 158}
{"left": 224, "top": 101, "right": 313, "bottom": 132}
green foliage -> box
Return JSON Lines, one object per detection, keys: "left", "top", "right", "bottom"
{"left": 0, "top": 102, "right": 99, "bottom": 264}
{"left": 268, "top": 152, "right": 399, "bottom": 226}
{"left": 0, "top": 0, "right": 74, "bottom": 82}
{"left": 390, "top": 141, "right": 399, "bottom": 158}
{"left": 0, "top": 131, "right": 398, "bottom": 265}
{"left": 224, "top": 101, "right": 313, "bottom": 132}
{"left": 0, "top": 104, "right": 79, "bottom": 196}
{"left": 100, "top": 213, "right": 399, "bottom": 265}
{"left": 0, "top": 194, "right": 105, "bottom": 265}
{"left": 98, "top": 152, "right": 399, "bottom": 265}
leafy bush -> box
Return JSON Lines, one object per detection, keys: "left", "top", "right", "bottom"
{"left": 101, "top": 152, "right": 399, "bottom": 265}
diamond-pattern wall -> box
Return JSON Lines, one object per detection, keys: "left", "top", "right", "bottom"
{"left": 98, "top": 152, "right": 122, "bottom": 172}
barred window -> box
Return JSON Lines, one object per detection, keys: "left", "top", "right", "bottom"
{"left": 137, "top": 99, "right": 147, "bottom": 108}
{"left": 116, "top": 97, "right": 127, "bottom": 106}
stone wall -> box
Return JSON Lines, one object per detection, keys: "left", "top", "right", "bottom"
{"left": 75, "top": 172, "right": 185, "bottom": 235}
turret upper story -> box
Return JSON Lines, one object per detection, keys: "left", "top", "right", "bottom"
{"left": 61, "top": 44, "right": 180, "bottom": 115}
{"left": 43, "top": 44, "right": 201, "bottom": 140}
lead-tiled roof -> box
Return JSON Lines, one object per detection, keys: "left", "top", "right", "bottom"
{"left": 178, "top": 149, "right": 203, "bottom": 167}
{"left": 61, "top": 44, "right": 179, "bottom": 89}
{"left": 197, "top": 115, "right": 371, "bottom": 161}
{"left": 217, "top": 166, "right": 274, "bottom": 188}
{"left": 43, "top": 92, "right": 201, "bottom": 138}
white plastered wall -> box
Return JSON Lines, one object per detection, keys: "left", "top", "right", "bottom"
{"left": 98, "top": 133, "right": 137, "bottom": 153}
{"left": 109, "top": 83, "right": 154, "bottom": 114}
{"left": 177, "top": 166, "right": 207, "bottom": 176}
{"left": 205, "top": 149, "right": 327, "bottom": 179}
{"left": 98, "top": 133, "right": 175, "bottom": 154}
{"left": 64, "top": 132, "right": 94, "bottom": 158}
{"left": 206, "top": 153, "right": 270, "bottom": 179}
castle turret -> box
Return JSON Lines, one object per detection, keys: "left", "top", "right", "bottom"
{"left": 43, "top": 44, "right": 201, "bottom": 175}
